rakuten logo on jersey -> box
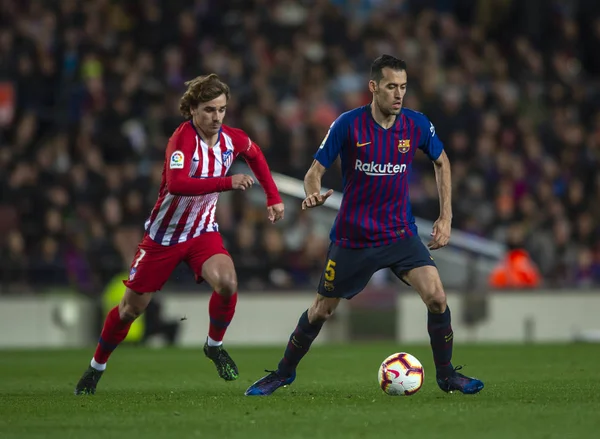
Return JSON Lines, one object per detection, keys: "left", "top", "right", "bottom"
{"left": 355, "top": 159, "right": 407, "bottom": 176}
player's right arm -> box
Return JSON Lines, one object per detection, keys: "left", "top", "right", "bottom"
{"left": 302, "top": 117, "right": 348, "bottom": 210}
{"left": 165, "top": 127, "right": 253, "bottom": 196}
{"left": 303, "top": 160, "right": 333, "bottom": 209}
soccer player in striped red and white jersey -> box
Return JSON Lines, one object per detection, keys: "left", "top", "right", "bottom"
{"left": 75, "top": 74, "right": 284, "bottom": 395}
{"left": 246, "top": 55, "right": 484, "bottom": 396}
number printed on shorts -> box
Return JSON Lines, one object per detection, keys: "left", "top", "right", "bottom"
{"left": 324, "top": 259, "right": 337, "bottom": 282}
{"left": 134, "top": 249, "right": 146, "bottom": 268}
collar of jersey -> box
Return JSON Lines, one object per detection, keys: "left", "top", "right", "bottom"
{"left": 366, "top": 104, "right": 401, "bottom": 131}
{"left": 189, "top": 120, "right": 223, "bottom": 146}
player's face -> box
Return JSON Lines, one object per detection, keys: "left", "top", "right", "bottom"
{"left": 370, "top": 68, "right": 407, "bottom": 116}
{"left": 191, "top": 94, "right": 227, "bottom": 135}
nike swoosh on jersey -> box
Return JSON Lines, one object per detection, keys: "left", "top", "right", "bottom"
{"left": 356, "top": 142, "right": 371, "bottom": 147}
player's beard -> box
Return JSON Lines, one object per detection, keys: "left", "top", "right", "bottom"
{"left": 388, "top": 98, "right": 403, "bottom": 115}
{"left": 376, "top": 95, "right": 401, "bottom": 116}
{"left": 383, "top": 103, "right": 401, "bottom": 116}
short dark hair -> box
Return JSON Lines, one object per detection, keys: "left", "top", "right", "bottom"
{"left": 370, "top": 55, "right": 407, "bottom": 83}
{"left": 179, "top": 74, "right": 230, "bottom": 119}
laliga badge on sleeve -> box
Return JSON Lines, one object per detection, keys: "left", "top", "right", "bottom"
{"left": 170, "top": 151, "right": 184, "bottom": 169}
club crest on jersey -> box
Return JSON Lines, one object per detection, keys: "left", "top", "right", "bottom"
{"left": 398, "top": 139, "right": 411, "bottom": 153}
{"left": 169, "top": 151, "right": 184, "bottom": 169}
{"left": 222, "top": 149, "right": 232, "bottom": 162}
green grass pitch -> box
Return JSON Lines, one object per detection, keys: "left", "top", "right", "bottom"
{"left": 1, "top": 343, "right": 599, "bottom": 439}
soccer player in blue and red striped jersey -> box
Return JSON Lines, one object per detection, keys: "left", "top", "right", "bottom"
{"left": 246, "top": 55, "right": 484, "bottom": 396}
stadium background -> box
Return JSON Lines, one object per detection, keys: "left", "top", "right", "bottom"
{"left": 2, "top": 2, "right": 600, "bottom": 438}
{"left": 1, "top": 0, "right": 600, "bottom": 340}
{"left": 2, "top": 0, "right": 600, "bottom": 297}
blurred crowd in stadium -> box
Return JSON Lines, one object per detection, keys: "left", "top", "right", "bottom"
{"left": 1, "top": 0, "right": 600, "bottom": 294}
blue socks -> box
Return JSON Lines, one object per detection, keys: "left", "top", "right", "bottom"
{"left": 427, "top": 306, "right": 454, "bottom": 377}
{"left": 277, "top": 310, "right": 323, "bottom": 377}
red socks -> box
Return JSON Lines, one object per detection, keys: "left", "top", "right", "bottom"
{"left": 91, "top": 293, "right": 236, "bottom": 367}
{"left": 93, "top": 306, "right": 133, "bottom": 364}
{"left": 208, "top": 291, "right": 237, "bottom": 342}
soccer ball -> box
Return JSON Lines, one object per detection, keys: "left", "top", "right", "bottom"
{"left": 378, "top": 352, "right": 424, "bottom": 396}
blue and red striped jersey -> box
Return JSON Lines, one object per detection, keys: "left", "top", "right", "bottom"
{"left": 313, "top": 105, "right": 444, "bottom": 248}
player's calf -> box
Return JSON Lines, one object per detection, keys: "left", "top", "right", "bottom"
{"left": 427, "top": 304, "right": 455, "bottom": 377}
{"left": 246, "top": 297, "right": 335, "bottom": 396}
{"left": 74, "top": 289, "right": 151, "bottom": 395}
{"left": 276, "top": 297, "right": 334, "bottom": 377}
{"left": 405, "top": 267, "right": 455, "bottom": 377}
{"left": 203, "top": 290, "right": 239, "bottom": 381}
{"left": 200, "top": 256, "right": 240, "bottom": 381}
{"left": 202, "top": 255, "right": 239, "bottom": 344}
{"left": 245, "top": 307, "right": 322, "bottom": 396}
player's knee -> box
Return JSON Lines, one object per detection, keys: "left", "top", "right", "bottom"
{"left": 120, "top": 289, "right": 152, "bottom": 321}
{"left": 309, "top": 302, "right": 336, "bottom": 324}
{"left": 118, "top": 303, "right": 145, "bottom": 322}
{"left": 424, "top": 289, "right": 447, "bottom": 314}
{"left": 214, "top": 272, "right": 238, "bottom": 298}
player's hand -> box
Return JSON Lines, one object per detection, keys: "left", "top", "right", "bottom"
{"left": 267, "top": 203, "right": 285, "bottom": 223}
{"left": 231, "top": 174, "right": 254, "bottom": 191}
{"left": 302, "top": 189, "right": 334, "bottom": 210}
{"left": 428, "top": 217, "right": 451, "bottom": 250}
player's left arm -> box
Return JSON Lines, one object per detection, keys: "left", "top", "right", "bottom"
{"left": 240, "top": 138, "right": 285, "bottom": 223}
{"left": 419, "top": 117, "right": 451, "bottom": 250}
{"left": 430, "top": 150, "right": 452, "bottom": 250}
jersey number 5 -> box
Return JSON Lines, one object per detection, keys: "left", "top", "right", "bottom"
{"left": 324, "top": 259, "right": 337, "bottom": 282}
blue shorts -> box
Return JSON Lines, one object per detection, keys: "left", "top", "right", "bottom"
{"left": 317, "top": 236, "right": 436, "bottom": 299}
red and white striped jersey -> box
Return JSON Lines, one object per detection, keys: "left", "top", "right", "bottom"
{"left": 144, "top": 121, "right": 251, "bottom": 246}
